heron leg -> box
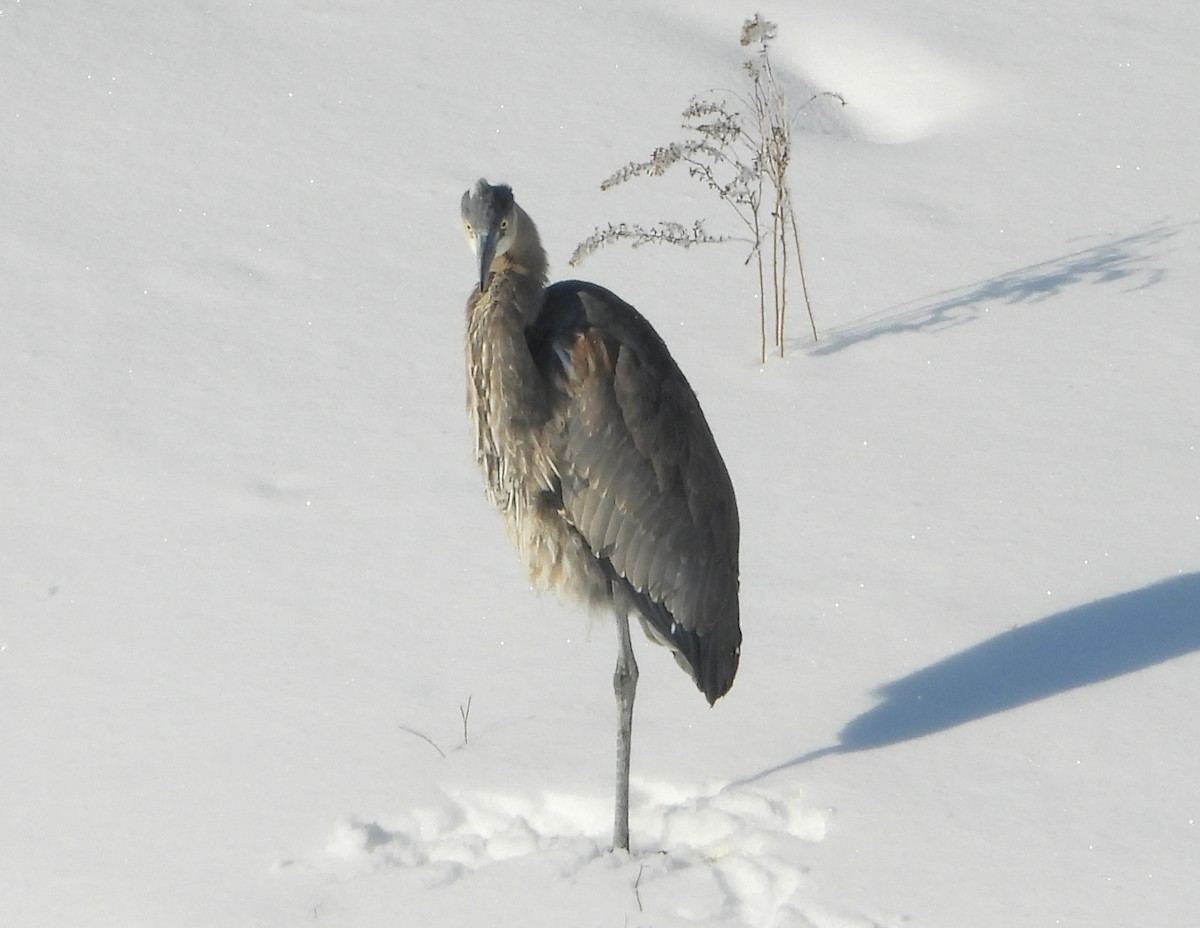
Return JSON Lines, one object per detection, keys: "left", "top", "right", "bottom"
{"left": 613, "top": 609, "right": 638, "bottom": 852}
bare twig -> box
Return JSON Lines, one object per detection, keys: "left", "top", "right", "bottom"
{"left": 459, "top": 695, "right": 473, "bottom": 746}
{"left": 397, "top": 725, "right": 447, "bottom": 758}
{"left": 789, "top": 202, "right": 819, "bottom": 342}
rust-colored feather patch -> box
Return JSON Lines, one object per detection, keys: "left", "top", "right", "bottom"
{"left": 567, "top": 328, "right": 614, "bottom": 383}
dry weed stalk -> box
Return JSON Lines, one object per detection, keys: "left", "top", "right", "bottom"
{"left": 570, "top": 13, "right": 844, "bottom": 362}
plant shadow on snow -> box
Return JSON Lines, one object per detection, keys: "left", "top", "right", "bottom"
{"left": 767, "top": 572, "right": 1200, "bottom": 768}
{"left": 810, "top": 222, "right": 1182, "bottom": 355}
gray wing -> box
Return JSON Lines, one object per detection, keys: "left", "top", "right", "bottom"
{"left": 534, "top": 281, "right": 741, "bottom": 703}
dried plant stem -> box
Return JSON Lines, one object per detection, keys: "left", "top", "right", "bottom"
{"left": 572, "top": 13, "right": 844, "bottom": 363}
{"left": 459, "top": 695, "right": 472, "bottom": 746}
{"left": 752, "top": 185, "right": 767, "bottom": 363}
{"left": 772, "top": 206, "right": 782, "bottom": 354}
{"left": 398, "top": 725, "right": 446, "bottom": 758}
{"left": 790, "top": 206, "right": 819, "bottom": 342}
{"left": 778, "top": 201, "right": 788, "bottom": 357}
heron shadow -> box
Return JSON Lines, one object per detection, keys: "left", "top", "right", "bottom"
{"left": 744, "top": 572, "right": 1200, "bottom": 779}
{"left": 810, "top": 222, "right": 1183, "bottom": 355}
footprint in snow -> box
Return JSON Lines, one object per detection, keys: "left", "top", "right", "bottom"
{"left": 318, "top": 780, "right": 850, "bottom": 926}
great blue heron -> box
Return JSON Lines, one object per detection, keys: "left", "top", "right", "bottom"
{"left": 459, "top": 178, "right": 740, "bottom": 851}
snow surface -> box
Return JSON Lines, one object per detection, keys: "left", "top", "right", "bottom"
{"left": 3, "top": 1, "right": 1198, "bottom": 926}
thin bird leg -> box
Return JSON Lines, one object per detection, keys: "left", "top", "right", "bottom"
{"left": 613, "top": 609, "right": 639, "bottom": 852}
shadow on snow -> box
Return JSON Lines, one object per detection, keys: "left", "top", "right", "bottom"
{"left": 809, "top": 222, "right": 1183, "bottom": 355}
{"left": 751, "top": 572, "right": 1200, "bottom": 773}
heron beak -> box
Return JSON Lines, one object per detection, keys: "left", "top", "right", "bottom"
{"left": 477, "top": 231, "right": 497, "bottom": 292}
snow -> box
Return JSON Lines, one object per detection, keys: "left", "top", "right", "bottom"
{"left": 2, "top": 1, "right": 1198, "bottom": 926}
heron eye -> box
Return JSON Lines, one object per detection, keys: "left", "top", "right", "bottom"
{"left": 499, "top": 219, "right": 510, "bottom": 231}
{"left": 465, "top": 222, "right": 473, "bottom": 233}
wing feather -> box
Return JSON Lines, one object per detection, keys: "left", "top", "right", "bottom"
{"left": 530, "top": 281, "right": 741, "bottom": 703}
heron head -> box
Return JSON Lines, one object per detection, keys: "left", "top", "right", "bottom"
{"left": 461, "top": 178, "right": 518, "bottom": 291}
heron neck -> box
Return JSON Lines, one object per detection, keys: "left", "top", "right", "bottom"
{"left": 502, "top": 204, "right": 548, "bottom": 285}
